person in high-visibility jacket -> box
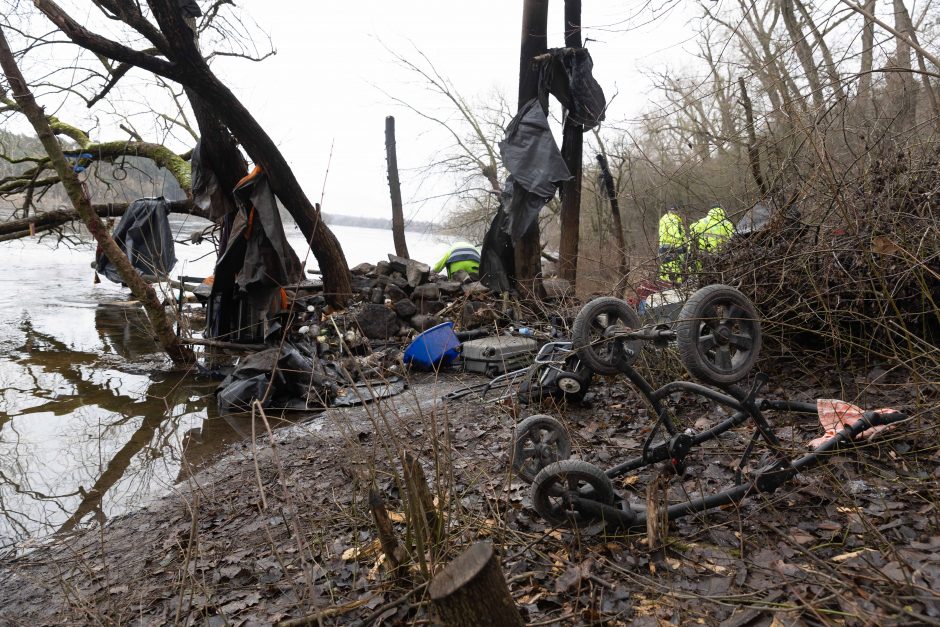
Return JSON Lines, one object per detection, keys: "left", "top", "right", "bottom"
{"left": 658, "top": 208, "right": 687, "bottom": 283}
{"left": 433, "top": 241, "right": 481, "bottom": 278}
{"left": 691, "top": 205, "right": 735, "bottom": 253}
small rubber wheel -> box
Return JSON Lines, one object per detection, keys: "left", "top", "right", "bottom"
{"left": 572, "top": 297, "right": 643, "bottom": 375}
{"left": 675, "top": 284, "right": 762, "bottom": 384}
{"left": 512, "top": 415, "right": 572, "bottom": 483}
{"left": 531, "top": 459, "right": 615, "bottom": 529}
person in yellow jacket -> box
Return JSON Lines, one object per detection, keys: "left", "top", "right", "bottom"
{"left": 658, "top": 207, "right": 687, "bottom": 283}
{"left": 691, "top": 205, "right": 735, "bottom": 253}
{"left": 433, "top": 241, "right": 481, "bottom": 278}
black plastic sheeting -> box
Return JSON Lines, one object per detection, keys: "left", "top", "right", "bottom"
{"left": 736, "top": 202, "right": 773, "bottom": 234}
{"left": 95, "top": 197, "right": 176, "bottom": 284}
{"left": 216, "top": 343, "right": 337, "bottom": 414}
{"left": 479, "top": 190, "right": 516, "bottom": 294}
{"left": 178, "top": 0, "right": 202, "bottom": 18}
{"left": 479, "top": 47, "right": 606, "bottom": 292}
{"left": 190, "top": 139, "right": 235, "bottom": 221}
{"left": 216, "top": 343, "right": 407, "bottom": 414}
{"left": 207, "top": 169, "right": 302, "bottom": 340}
{"left": 499, "top": 99, "right": 572, "bottom": 242}
{"left": 541, "top": 47, "right": 607, "bottom": 128}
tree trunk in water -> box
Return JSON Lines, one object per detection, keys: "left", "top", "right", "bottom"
{"left": 385, "top": 116, "right": 410, "bottom": 259}
{"left": 738, "top": 78, "right": 768, "bottom": 197}
{"left": 595, "top": 153, "right": 629, "bottom": 295}
{"left": 0, "top": 28, "right": 193, "bottom": 364}
{"left": 428, "top": 542, "right": 524, "bottom": 627}
{"left": 558, "top": 0, "right": 583, "bottom": 285}
{"left": 515, "top": 0, "right": 550, "bottom": 299}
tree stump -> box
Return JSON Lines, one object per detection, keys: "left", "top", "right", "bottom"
{"left": 428, "top": 541, "right": 524, "bottom": 627}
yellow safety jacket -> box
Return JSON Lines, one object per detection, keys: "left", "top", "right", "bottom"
{"left": 433, "top": 242, "right": 481, "bottom": 278}
{"left": 658, "top": 211, "right": 686, "bottom": 282}
{"left": 691, "top": 206, "right": 735, "bottom": 252}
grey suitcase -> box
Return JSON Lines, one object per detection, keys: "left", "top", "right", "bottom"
{"left": 461, "top": 336, "right": 538, "bottom": 376}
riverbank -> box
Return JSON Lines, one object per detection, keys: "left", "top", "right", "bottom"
{"left": 1, "top": 357, "right": 936, "bottom": 625}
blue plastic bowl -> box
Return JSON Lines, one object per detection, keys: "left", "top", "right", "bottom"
{"left": 403, "top": 322, "right": 461, "bottom": 370}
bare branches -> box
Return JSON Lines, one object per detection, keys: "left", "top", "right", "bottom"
{"left": 32, "top": 0, "right": 183, "bottom": 81}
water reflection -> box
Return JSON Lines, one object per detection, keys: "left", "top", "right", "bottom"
{"left": 0, "top": 312, "right": 238, "bottom": 552}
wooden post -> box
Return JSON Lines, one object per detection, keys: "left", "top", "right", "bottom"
{"left": 514, "top": 0, "right": 550, "bottom": 299}
{"left": 0, "top": 27, "right": 194, "bottom": 364}
{"left": 558, "top": 0, "right": 583, "bottom": 285}
{"left": 385, "top": 116, "right": 410, "bottom": 259}
{"left": 429, "top": 542, "right": 524, "bottom": 627}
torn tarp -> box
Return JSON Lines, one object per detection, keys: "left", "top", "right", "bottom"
{"left": 498, "top": 99, "right": 572, "bottom": 242}
{"left": 479, "top": 189, "right": 515, "bottom": 293}
{"left": 217, "top": 343, "right": 338, "bottom": 414}
{"left": 540, "top": 47, "right": 607, "bottom": 128}
{"left": 207, "top": 167, "right": 303, "bottom": 340}
{"left": 736, "top": 201, "right": 773, "bottom": 234}
{"left": 191, "top": 139, "right": 236, "bottom": 221}
{"left": 95, "top": 197, "right": 176, "bottom": 283}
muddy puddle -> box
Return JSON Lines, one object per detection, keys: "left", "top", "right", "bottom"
{"left": 0, "top": 219, "right": 444, "bottom": 553}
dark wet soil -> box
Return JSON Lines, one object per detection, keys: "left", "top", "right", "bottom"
{"left": 1, "top": 351, "right": 937, "bottom": 626}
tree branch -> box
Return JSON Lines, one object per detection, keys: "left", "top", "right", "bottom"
{"left": 32, "top": 0, "right": 182, "bottom": 81}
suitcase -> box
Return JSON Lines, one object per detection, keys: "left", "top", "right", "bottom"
{"left": 461, "top": 336, "right": 538, "bottom": 377}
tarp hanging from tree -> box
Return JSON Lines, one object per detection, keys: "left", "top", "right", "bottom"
{"left": 207, "top": 167, "right": 303, "bottom": 340}
{"left": 191, "top": 139, "right": 235, "bottom": 221}
{"left": 498, "top": 99, "right": 572, "bottom": 242}
{"left": 479, "top": 185, "right": 517, "bottom": 293}
{"left": 95, "top": 197, "right": 176, "bottom": 283}
{"left": 541, "top": 47, "right": 607, "bottom": 128}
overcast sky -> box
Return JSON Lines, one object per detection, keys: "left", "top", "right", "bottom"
{"left": 208, "top": 1, "right": 701, "bottom": 223}
{"left": 5, "top": 1, "right": 703, "bottom": 223}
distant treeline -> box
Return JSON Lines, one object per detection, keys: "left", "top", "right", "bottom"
{"left": 2, "top": 130, "right": 442, "bottom": 232}
{"left": 320, "top": 212, "right": 439, "bottom": 234}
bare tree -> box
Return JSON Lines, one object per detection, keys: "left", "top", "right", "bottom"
{"left": 28, "top": 0, "right": 353, "bottom": 304}
{"left": 0, "top": 25, "right": 193, "bottom": 363}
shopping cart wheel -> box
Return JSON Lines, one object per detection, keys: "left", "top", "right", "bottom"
{"left": 512, "top": 414, "right": 571, "bottom": 483}
{"left": 531, "top": 460, "right": 615, "bottom": 530}
{"left": 572, "top": 297, "right": 642, "bottom": 375}
{"left": 675, "top": 284, "right": 762, "bottom": 384}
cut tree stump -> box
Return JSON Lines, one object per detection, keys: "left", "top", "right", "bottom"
{"left": 428, "top": 541, "right": 524, "bottom": 627}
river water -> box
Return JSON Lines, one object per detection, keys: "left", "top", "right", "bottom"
{"left": 0, "top": 218, "right": 445, "bottom": 551}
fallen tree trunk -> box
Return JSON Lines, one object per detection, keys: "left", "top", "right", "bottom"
{"left": 0, "top": 199, "right": 202, "bottom": 238}
{"left": 0, "top": 28, "right": 194, "bottom": 364}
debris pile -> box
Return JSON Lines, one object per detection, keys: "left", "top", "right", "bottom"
{"left": 704, "top": 155, "right": 940, "bottom": 373}
{"left": 348, "top": 254, "right": 499, "bottom": 338}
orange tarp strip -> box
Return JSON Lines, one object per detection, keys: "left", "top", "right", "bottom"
{"left": 235, "top": 164, "right": 263, "bottom": 189}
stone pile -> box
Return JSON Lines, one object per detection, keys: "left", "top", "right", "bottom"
{"left": 352, "top": 254, "right": 494, "bottom": 339}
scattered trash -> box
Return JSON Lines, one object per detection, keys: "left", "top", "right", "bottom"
{"left": 809, "top": 399, "right": 901, "bottom": 449}
{"left": 462, "top": 335, "right": 539, "bottom": 376}
{"left": 403, "top": 322, "right": 461, "bottom": 370}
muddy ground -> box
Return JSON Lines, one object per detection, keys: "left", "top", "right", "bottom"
{"left": 0, "top": 352, "right": 938, "bottom": 626}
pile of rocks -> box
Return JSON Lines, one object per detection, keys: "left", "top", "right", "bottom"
{"left": 351, "top": 255, "right": 492, "bottom": 339}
